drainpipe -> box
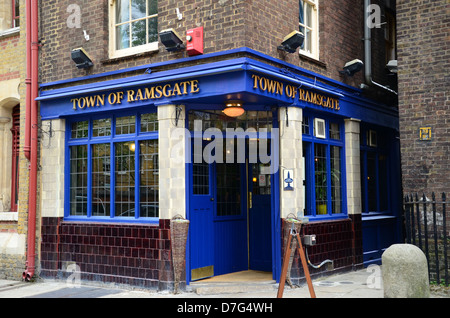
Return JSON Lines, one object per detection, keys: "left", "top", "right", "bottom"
{"left": 24, "top": 0, "right": 31, "bottom": 160}
{"left": 363, "top": 0, "right": 397, "bottom": 95}
{"left": 23, "top": 0, "right": 39, "bottom": 282}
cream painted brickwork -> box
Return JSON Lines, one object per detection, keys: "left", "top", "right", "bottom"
{"left": 40, "top": 119, "right": 66, "bottom": 218}
{"left": 278, "top": 107, "right": 303, "bottom": 219}
{"left": 0, "top": 1, "right": 30, "bottom": 280}
{"left": 158, "top": 104, "right": 186, "bottom": 219}
{"left": 345, "top": 118, "right": 362, "bottom": 215}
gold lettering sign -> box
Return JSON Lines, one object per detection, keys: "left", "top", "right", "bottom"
{"left": 251, "top": 74, "right": 340, "bottom": 111}
{"left": 71, "top": 80, "right": 200, "bottom": 111}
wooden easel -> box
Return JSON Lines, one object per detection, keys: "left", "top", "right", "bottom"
{"left": 277, "top": 223, "right": 316, "bottom": 298}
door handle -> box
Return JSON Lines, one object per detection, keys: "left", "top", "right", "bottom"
{"left": 248, "top": 192, "right": 252, "bottom": 209}
{"left": 210, "top": 197, "right": 214, "bottom": 201}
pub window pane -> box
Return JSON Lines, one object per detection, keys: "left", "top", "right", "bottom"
{"left": 193, "top": 162, "right": 209, "bottom": 195}
{"left": 216, "top": 163, "right": 241, "bottom": 217}
{"left": 140, "top": 139, "right": 159, "bottom": 217}
{"left": 329, "top": 122, "right": 340, "bottom": 140}
{"left": 93, "top": 118, "right": 111, "bottom": 137}
{"left": 116, "top": 115, "right": 136, "bottom": 135}
{"left": 314, "top": 143, "right": 327, "bottom": 215}
{"left": 302, "top": 116, "right": 310, "bottom": 135}
{"left": 71, "top": 121, "right": 88, "bottom": 139}
{"left": 140, "top": 113, "right": 158, "bottom": 132}
{"left": 115, "top": 142, "right": 136, "bottom": 217}
{"left": 330, "top": 146, "right": 342, "bottom": 214}
{"left": 92, "top": 143, "right": 111, "bottom": 216}
{"left": 70, "top": 145, "right": 88, "bottom": 216}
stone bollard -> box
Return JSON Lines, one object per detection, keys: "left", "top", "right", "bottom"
{"left": 382, "top": 244, "right": 430, "bottom": 298}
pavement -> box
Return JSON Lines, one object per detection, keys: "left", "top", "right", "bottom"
{"left": 0, "top": 267, "right": 446, "bottom": 300}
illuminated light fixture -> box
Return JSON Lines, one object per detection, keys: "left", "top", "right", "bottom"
{"left": 277, "top": 31, "right": 304, "bottom": 53}
{"left": 223, "top": 101, "right": 245, "bottom": 117}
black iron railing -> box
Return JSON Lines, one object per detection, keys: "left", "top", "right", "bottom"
{"left": 404, "top": 193, "right": 448, "bottom": 287}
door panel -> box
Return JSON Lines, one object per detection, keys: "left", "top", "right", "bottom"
{"left": 248, "top": 163, "right": 272, "bottom": 271}
{"left": 189, "top": 160, "right": 215, "bottom": 281}
{"left": 189, "top": 139, "right": 274, "bottom": 280}
{"left": 214, "top": 162, "right": 248, "bottom": 276}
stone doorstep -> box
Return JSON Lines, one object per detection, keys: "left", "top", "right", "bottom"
{"left": 189, "top": 281, "right": 277, "bottom": 295}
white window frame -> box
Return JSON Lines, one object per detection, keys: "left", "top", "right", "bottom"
{"left": 299, "top": 0, "right": 319, "bottom": 60}
{"left": 109, "top": 0, "right": 159, "bottom": 59}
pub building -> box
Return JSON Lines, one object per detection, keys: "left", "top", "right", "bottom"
{"left": 36, "top": 1, "right": 402, "bottom": 291}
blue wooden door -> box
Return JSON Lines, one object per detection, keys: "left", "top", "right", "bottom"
{"left": 248, "top": 163, "right": 272, "bottom": 271}
{"left": 189, "top": 159, "right": 215, "bottom": 281}
{"left": 189, "top": 147, "right": 273, "bottom": 279}
{"left": 213, "top": 162, "right": 248, "bottom": 276}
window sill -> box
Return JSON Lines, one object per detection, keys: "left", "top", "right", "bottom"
{"left": 0, "top": 212, "right": 18, "bottom": 222}
{"left": 362, "top": 214, "right": 396, "bottom": 221}
{"left": 63, "top": 216, "right": 160, "bottom": 225}
{"left": 103, "top": 45, "right": 159, "bottom": 65}
{"left": 0, "top": 27, "right": 20, "bottom": 39}
{"left": 299, "top": 52, "right": 327, "bottom": 68}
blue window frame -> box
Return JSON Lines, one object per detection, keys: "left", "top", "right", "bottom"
{"left": 360, "top": 125, "right": 389, "bottom": 214}
{"left": 302, "top": 114, "right": 347, "bottom": 219}
{"left": 65, "top": 110, "right": 158, "bottom": 223}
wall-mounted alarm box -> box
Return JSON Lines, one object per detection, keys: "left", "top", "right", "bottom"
{"left": 186, "top": 26, "right": 204, "bottom": 56}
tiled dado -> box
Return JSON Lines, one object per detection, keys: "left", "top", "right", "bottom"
{"left": 40, "top": 217, "right": 178, "bottom": 291}
{"left": 281, "top": 216, "right": 363, "bottom": 284}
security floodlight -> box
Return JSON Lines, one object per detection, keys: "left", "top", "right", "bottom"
{"left": 277, "top": 31, "right": 304, "bottom": 53}
{"left": 340, "top": 59, "right": 364, "bottom": 76}
{"left": 386, "top": 60, "right": 398, "bottom": 73}
{"left": 159, "top": 29, "right": 185, "bottom": 52}
{"left": 71, "top": 48, "right": 93, "bottom": 69}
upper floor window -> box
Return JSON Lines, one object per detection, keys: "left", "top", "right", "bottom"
{"left": 13, "top": 0, "right": 19, "bottom": 28}
{"left": 109, "top": 0, "right": 158, "bottom": 58}
{"left": 299, "top": 0, "right": 319, "bottom": 60}
{"left": 0, "top": 0, "right": 20, "bottom": 33}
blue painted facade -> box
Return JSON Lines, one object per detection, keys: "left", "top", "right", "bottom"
{"left": 39, "top": 48, "right": 402, "bottom": 284}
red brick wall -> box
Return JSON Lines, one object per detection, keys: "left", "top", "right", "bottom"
{"left": 281, "top": 216, "right": 362, "bottom": 283}
{"left": 397, "top": 0, "right": 449, "bottom": 195}
{"left": 38, "top": 0, "right": 391, "bottom": 94}
{"left": 41, "top": 217, "right": 176, "bottom": 290}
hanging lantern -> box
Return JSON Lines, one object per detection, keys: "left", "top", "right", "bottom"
{"left": 223, "top": 100, "right": 245, "bottom": 117}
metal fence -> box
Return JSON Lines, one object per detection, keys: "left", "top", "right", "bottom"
{"left": 404, "top": 193, "right": 448, "bottom": 286}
